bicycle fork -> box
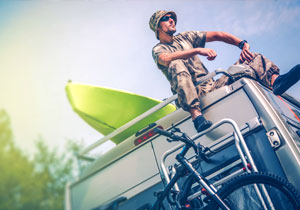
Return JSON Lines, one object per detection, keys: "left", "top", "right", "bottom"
{"left": 179, "top": 156, "right": 231, "bottom": 210}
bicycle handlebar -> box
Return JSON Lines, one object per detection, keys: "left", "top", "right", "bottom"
{"left": 154, "top": 127, "right": 172, "bottom": 137}
{"left": 155, "top": 127, "right": 211, "bottom": 163}
{"left": 154, "top": 127, "right": 187, "bottom": 142}
{"left": 154, "top": 127, "right": 200, "bottom": 152}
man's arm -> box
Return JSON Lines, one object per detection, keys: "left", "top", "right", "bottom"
{"left": 206, "top": 31, "right": 253, "bottom": 62}
{"left": 158, "top": 48, "right": 217, "bottom": 67}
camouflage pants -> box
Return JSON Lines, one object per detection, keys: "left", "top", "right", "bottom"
{"left": 168, "top": 53, "right": 280, "bottom": 111}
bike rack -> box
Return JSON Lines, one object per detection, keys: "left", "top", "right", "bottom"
{"left": 160, "top": 118, "right": 259, "bottom": 184}
{"left": 160, "top": 118, "right": 274, "bottom": 209}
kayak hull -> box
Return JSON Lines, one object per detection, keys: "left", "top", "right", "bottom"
{"left": 66, "top": 82, "right": 176, "bottom": 144}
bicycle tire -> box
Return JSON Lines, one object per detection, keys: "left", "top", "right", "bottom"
{"left": 208, "top": 172, "right": 300, "bottom": 210}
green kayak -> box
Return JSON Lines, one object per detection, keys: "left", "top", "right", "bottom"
{"left": 66, "top": 82, "right": 176, "bottom": 144}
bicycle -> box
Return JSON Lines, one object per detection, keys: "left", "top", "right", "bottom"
{"left": 137, "top": 125, "right": 300, "bottom": 210}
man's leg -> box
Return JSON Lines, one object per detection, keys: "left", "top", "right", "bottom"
{"left": 212, "top": 53, "right": 277, "bottom": 91}
{"left": 236, "top": 53, "right": 300, "bottom": 95}
{"left": 272, "top": 64, "right": 300, "bottom": 95}
{"left": 236, "top": 53, "right": 278, "bottom": 88}
{"left": 168, "top": 60, "right": 212, "bottom": 132}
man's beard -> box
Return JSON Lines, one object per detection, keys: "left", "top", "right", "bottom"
{"left": 166, "top": 29, "right": 176, "bottom": 36}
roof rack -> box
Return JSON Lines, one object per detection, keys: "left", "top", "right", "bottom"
{"left": 80, "top": 94, "right": 178, "bottom": 156}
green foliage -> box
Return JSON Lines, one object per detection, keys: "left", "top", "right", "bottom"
{"left": 0, "top": 109, "right": 13, "bottom": 147}
{"left": 0, "top": 110, "right": 81, "bottom": 210}
{"left": 32, "top": 139, "right": 81, "bottom": 210}
{"left": 0, "top": 110, "right": 34, "bottom": 210}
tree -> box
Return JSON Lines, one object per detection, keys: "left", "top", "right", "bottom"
{"left": 0, "top": 110, "right": 82, "bottom": 210}
{"left": 0, "top": 110, "right": 38, "bottom": 210}
{"left": 32, "top": 139, "right": 82, "bottom": 210}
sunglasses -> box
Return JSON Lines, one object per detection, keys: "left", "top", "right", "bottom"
{"left": 160, "top": 15, "right": 175, "bottom": 22}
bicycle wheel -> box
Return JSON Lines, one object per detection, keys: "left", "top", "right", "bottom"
{"left": 209, "top": 172, "right": 300, "bottom": 210}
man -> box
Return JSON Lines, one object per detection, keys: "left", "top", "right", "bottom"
{"left": 149, "top": 10, "right": 300, "bottom": 133}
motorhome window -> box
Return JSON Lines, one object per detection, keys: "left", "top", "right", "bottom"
{"left": 263, "top": 89, "right": 300, "bottom": 126}
{"left": 286, "top": 117, "right": 300, "bottom": 135}
{"left": 286, "top": 119, "right": 300, "bottom": 139}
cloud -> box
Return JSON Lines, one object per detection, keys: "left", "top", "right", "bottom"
{"left": 213, "top": 1, "right": 300, "bottom": 36}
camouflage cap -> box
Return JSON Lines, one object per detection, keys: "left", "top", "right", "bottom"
{"left": 149, "top": 10, "right": 177, "bottom": 40}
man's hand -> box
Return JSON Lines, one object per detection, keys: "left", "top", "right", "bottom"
{"left": 197, "top": 48, "right": 217, "bottom": 61}
{"left": 240, "top": 43, "right": 254, "bottom": 62}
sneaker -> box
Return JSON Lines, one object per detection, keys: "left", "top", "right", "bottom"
{"left": 273, "top": 64, "right": 300, "bottom": 95}
{"left": 193, "top": 115, "right": 212, "bottom": 133}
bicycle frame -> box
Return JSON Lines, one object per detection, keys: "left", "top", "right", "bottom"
{"left": 151, "top": 140, "right": 230, "bottom": 210}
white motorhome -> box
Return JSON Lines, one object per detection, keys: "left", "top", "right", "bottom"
{"left": 65, "top": 68, "right": 300, "bottom": 210}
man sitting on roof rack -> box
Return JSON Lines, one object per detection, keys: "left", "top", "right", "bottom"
{"left": 149, "top": 10, "right": 300, "bottom": 133}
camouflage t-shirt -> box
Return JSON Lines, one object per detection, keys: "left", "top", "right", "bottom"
{"left": 152, "top": 31, "right": 209, "bottom": 82}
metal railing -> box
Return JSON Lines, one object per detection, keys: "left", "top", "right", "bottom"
{"left": 80, "top": 94, "right": 178, "bottom": 155}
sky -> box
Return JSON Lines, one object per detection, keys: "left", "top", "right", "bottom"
{"left": 0, "top": 0, "right": 300, "bottom": 156}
